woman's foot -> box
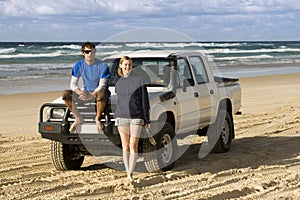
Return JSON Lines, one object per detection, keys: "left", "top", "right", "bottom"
{"left": 127, "top": 173, "right": 134, "bottom": 182}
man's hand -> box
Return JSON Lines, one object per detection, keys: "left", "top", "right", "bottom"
{"left": 76, "top": 90, "right": 94, "bottom": 101}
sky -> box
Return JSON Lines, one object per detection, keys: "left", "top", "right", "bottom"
{"left": 0, "top": 0, "right": 299, "bottom": 42}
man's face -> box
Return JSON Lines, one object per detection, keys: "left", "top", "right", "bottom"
{"left": 82, "top": 47, "right": 96, "bottom": 61}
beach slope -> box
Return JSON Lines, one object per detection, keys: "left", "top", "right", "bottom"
{"left": 0, "top": 73, "right": 299, "bottom": 199}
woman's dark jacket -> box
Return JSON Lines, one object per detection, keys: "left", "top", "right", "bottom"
{"left": 115, "top": 69, "right": 150, "bottom": 124}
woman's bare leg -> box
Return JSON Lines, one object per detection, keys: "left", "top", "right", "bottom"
{"left": 128, "top": 124, "right": 142, "bottom": 181}
{"left": 118, "top": 125, "right": 131, "bottom": 179}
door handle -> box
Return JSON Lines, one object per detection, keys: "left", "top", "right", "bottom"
{"left": 194, "top": 92, "right": 199, "bottom": 98}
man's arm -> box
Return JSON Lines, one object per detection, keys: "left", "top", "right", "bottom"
{"left": 94, "top": 78, "right": 107, "bottom": 92}
{"left": 90, "top": 78, "right": 107, "bottom": 96}
{"left": 70, "top": 76, "right": 79, "bottom": 91}
{"left": 70, "top": 76, "right": 87, "bottom": 99}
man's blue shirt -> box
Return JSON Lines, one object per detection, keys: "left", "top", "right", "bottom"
{"left": 72, "top": 59, "right": 110, "bottom": 94}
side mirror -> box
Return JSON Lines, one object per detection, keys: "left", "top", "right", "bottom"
{"left": 183, "top": 79, "right": 194, "bottom": 92}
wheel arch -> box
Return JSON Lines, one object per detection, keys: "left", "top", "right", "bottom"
{"left": 158, "top": 111, "right": 175, "bottom": 130}
{"left": 219, "top": 98, "right": 235, "bottom": 139}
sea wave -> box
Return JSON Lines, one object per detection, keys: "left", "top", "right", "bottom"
{"left": 214, "top": 54, "right": 274, "bottom": 61}
{"left": 99, "top": 50, "right": 126, "bottom": 57}
{"left": 125, "top": 42, "right": 246, "bottom": 48}
{"left": 206, "top": 47, "right": 300, "bottom": 54}
{"left": 0, "top": 41, "right": 299, "bottom": 86}
{"left": 0, "top": 51, "right": 80, "bottom": 59}
{"left": 0, "top": 63, "right": 73, "bottom": 72}
{"left": 44, "top": 44, "right": 81, "bottom": 50}
{"left": 198, "top": 42, "right": 246, "bottom": 47}
{"left": 97, "top": 44, "right": 123, "bottom": 49}
{"left": 0, "top": 48, "right": 17, "bottom": 54}
{"left": 0, "top": 75, "right": 45, "bottom": 81}
{"left": 125, "top": 42, "right": 201, "bottom": 48}
{"left": 213, "top": 54, "right": 300, "bottom": 65}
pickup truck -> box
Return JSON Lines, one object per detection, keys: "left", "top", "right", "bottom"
{"left": 38, "top": 50, "right": 241, "bottom": 172}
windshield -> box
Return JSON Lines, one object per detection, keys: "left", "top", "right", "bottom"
{"left": 105, "top": 57, "right": 170, "bottom": 87}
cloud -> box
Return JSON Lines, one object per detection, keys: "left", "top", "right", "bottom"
{"left": 0, "top": 0, "right": 299, "bottom": 41}
{"left": 0, "top": 0, "right": 162, "bottom": 17}
{"left": 1, "top": 0, "right": 299, "bottom": 17}
{"left": 105, "top": 0, "right": 161, "bottom": 13}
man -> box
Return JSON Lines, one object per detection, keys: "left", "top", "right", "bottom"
{"left": 62, "top": 42, "right": 110, "bottom": 132}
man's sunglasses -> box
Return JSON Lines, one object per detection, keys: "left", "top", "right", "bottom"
{"left": 83, "top": 50, "right": 94, "bottom": 54}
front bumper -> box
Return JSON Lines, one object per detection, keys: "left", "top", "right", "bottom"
{"left": 38, "top": 103, "right": 121, "bottom": 146}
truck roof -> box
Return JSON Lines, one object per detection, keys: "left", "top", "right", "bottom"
{"left": 105, "top": 50, "right": 173, "bottom": 59}
{"left": 104, "top": 49, "right": 206, "bottom": 59}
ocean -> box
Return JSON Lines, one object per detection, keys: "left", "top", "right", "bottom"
{"left": 1, "top": 41, "right": 300, "bottom": 95}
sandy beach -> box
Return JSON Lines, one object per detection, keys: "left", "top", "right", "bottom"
{"left": 0, "top": 73, "right": 300, "bottom": 199}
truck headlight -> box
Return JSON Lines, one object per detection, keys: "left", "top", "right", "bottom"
{"left": 51, "top": 108, "right": 66, "bottom": 119}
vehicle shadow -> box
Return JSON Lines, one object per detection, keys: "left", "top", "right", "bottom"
{"left": 79, "top": 135, "right": 300, "bottom": 175}
{"left": 126, "top": 135, "right": 300, "bottom": 189}
{"left": 173, "top": 135, "right": 300, "bottom": 175}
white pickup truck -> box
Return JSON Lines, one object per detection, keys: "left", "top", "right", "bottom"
{"left": 39, "top": 50, "right": 241, "bottom": 172}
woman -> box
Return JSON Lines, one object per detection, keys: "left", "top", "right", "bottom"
{"left": 115, "top": 56, "right": 150, "bottom": 182}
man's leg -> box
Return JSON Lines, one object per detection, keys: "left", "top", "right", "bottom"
{"left": 62, "top": 90, "right": 84, "bottom": 132}
{"left": 95, "top": 100, "right": 106, "bottom": 131}
{"left": 95, "top": 90, "right": 109, "bottom": 131}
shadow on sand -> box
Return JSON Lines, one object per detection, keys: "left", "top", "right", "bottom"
{"left": 80, "top": 135, "right": 300, "bottom": 175}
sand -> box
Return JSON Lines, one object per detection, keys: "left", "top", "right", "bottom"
{"left": 0, "top": 73, "right": 299, "bottom": 200}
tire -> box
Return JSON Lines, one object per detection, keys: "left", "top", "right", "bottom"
{"left": 143, "top": 123, "right": 177, "bottom": 173}
{"left": 50, "top": 141, "right": 84, "bottom": 170}
{"left": 207, "top": 109, "right": 233, "bottom": 153}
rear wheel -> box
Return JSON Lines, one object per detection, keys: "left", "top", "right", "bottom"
{"left": 143, "top": 123, "right": 177, "bottom": 172}
{"left": 208, "top": 109, "right": 233, "bottom": 153}
{"left": 50, "top": 141, "right": 84, "bottom": 170}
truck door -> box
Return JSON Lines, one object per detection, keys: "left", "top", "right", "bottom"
{"left": 175, "top": 58, "right": 200, "bottom": 133}
{"left": 188, "top": 56, "right": 213, "bottom": 126}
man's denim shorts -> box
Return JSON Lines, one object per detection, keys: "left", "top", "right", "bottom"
{"left": 115, "top": 118, "right": 145, "bottom": 126}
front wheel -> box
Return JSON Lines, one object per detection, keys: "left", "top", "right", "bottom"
{"left": 50, "top": 141, "right": 84, "bottom": 170}
{"left": 143, "top": 123, "right": 178, "bottom": 172}
{"left": 208, "top": 109, "right": 234, "bottom": 153}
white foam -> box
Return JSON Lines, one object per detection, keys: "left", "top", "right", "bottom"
{"left": 0, "top": 48, "right": 17, "bottom": 54}
{"left": 44, "top": 44, "right": 81, "bottom": 50}
{"left": 206, "top": 48, "right": 300, "bottom": 54}
{"left": 0, "top": 51, "right": 79, "bottom": 59}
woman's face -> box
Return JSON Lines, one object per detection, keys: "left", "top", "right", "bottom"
{"left": 119, "top": 59, "right": 132, "bottom": 77}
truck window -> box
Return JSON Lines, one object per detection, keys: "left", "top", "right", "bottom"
{"left": 177, "top": 58, "right": 195, "bottom": 87}
{"left": 105, "top": 58, "right": 119, "bottom": 86}
{"left": 138, "top": 59, "right": 169, "bottom": 86}
{"left": 189, "top": 56, "right": 209, "bottom": 84}
{"left": 106, "top": 58, "right": 170, "bottom": 86}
